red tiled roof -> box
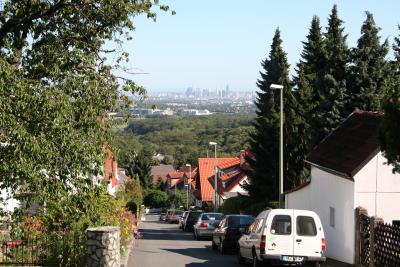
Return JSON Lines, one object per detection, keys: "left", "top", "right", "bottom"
{"left": 306, "top": 110, "right": 383, "bottom": 178}
{"left": 103, "top": 145, "right": 117, "bottom": 187}
{"left": 198, "top": 158, "right": 241, "bottom": 201}
{"left": 167, "top": 171, "right": 184, "bottom": 179}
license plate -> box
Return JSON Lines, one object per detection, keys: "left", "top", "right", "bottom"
{"left": 281, "top": 256, "right": 303, "bottom": 262}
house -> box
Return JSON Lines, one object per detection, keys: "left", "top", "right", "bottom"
{"left": 166, "top": 167, "right": 198, "bottom": 193}
{"left": 195, "top": 152, "right": 250, "bottom": 208}
{"left": 284, "top": 110, "right": 400, "bottom": 264}
{"left": 150, "top": 164, "right": 175, "bottom": 187}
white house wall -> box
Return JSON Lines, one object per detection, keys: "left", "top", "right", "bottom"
{"left": 229, "top": 177, "right": 248, "bottom": 194}
{"left": 285, "top": 166, "right": 355, "bottom": 264}
{"left": 354, "top": 152, "right": 400, "bottom": 222}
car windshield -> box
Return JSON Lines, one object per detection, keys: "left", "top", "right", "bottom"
{"left": 228, "top": 215, "right": 255, "bottom": 227}
{"left": 201, "top": 213, "right": 223, "bottom": 221}
{"left": 174, "top": 211, "right": 183, "bottom": 215}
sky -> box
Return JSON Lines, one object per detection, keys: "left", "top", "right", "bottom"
{"left": 120, "top": 0, "right": 400, "bottom": 93}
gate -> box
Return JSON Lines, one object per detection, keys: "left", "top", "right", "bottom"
{"left": 360, "top": 213, "right": 371, "bottom": 265}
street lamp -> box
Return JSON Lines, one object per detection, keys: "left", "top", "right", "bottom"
{"left": 185, "top": 163, "right": 191, "bottom": 210}
{"left": 270, "top": 84, "right": 284, "bottom": 208}
{"left": 209, "top": 142, "right": 218, "bottom": 211}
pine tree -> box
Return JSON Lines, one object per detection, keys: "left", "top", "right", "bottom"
{"left": 379, "top": 27, "right": 400, "bottom": 173}
{"left": 297, "top": 16, "right": 327, "bottom": 148}
{"left": 348, "top": 11, "right": 389, "bottom": 112}
{"left": 247, "top": 29, "right": 296, "bottom": 201}
{"left": 318, "top": 5, "right": 350, "bottom": 137}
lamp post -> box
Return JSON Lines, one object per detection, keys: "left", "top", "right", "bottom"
{"left": 185, "top": 163, "right": 191, "bottom": 210}
{"left": 270, "top": 84, "right": 284, "bottom": 208}
{"left": 209, "top": 141, "right": 218, "bottom": 211}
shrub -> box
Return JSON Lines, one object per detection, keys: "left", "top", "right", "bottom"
{"left": 143, "top": 189, "right": 167, "bottom": 208}
{"left": 126, "top": 200, "right": 138, "bottom": 214}
{"left": 220, "top": 196, "right": 275, "bottom": 216}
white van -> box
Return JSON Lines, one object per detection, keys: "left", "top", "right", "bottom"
{"left": 237, "top": 209, "right": 326, "bottom": 267}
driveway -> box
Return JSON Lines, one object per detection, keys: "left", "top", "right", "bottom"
{"left": 127, "top": 214, "right": 348, "bottom": 267}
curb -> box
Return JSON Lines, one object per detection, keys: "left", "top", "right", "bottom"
{"left": 120, "top": 236, "right": 135, "bottom": 267}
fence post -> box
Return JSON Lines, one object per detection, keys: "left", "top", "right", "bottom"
{"left": 369, "top": 216, "right": 383, "bottom": 267}
{"left": 354, "top": 207, "right": 367, "bottom": 267}
{"left": 87, "top": 226, "right": 120, "bottom": 267}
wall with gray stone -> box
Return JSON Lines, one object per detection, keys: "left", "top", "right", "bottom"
{"left": 87, "top": 226, "right": 120, "bottom": 267}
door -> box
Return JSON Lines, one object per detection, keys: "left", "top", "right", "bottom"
{"left": 214, "top": 218, "right": 226, "bottom": 246}
{"left": 265, "top": 211, "right": 294, "bottom": 257}
{"left": 293, "top": 211, "right": 322, "bottom": 258}
{"left": 240, "top": 218, "right": 259, "bottom": 258}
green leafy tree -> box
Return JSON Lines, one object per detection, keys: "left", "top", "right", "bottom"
{"left": 348, "top": 11, "right": 389, "bottom": 112}
{"left": 0, "top": 0, "right": 172, "bottom": 198}
{"left": 247, "top": 29, "right": 297, "bottom": 201}
{"left": 116, "top": 178, "right": 143, "bottom": 207}
{"left": 167, "top": 190, "right": 186, "bottom": 209}
{"left": 143, "top": 189, "right": 168, "bottom": 208}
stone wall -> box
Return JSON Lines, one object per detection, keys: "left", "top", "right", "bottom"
{"left": 87, "top": 226, "right": 120, "bottom": 267}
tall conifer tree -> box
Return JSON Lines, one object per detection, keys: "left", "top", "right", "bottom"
{"left": 348, "top": 12, "right": 389, "bottom": 112}
{"left": 318, "top": 5, "right": 350, "bottom": 137}
{"left": 296, "top": 16, "right": 327, "bottom": 148}
{"left": 247, "top": 29, "right": 295, "bottom": 201}
{"left": 379, "top": 27, "right": 400, "bottom": 173}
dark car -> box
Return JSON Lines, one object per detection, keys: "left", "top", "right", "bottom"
{"left": 183, "top": 210, "right": 203, "bottom": 231}
{"left": 212, "top": 214, "right": 255, "bottom": 254}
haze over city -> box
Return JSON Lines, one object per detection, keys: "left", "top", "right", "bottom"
{"left": 124, "top": 0, "right": 400, "bottom": 92}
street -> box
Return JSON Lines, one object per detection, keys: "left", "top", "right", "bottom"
{"left": 127, "top": 215, "right": 349, "bottom": 267}
{"left": 127, "top": 214, "right": 240, "bottom": 267}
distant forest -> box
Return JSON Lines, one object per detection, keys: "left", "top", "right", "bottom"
{"left": 111, "top": 114, "right": 254, "bottom": 168}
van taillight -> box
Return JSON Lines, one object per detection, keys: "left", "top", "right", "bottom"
{"left": 260, "top": 235, "right": 266, "bottom": 250}
{"left": 321, "top": 238, "right": 326, "bottom": 251}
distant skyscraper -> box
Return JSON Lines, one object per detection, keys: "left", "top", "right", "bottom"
{"left": 186, "top": 87, "right": 193, "bottom": 97}
{"left": 226, "top": 85, "right": 230, "bottom": 97}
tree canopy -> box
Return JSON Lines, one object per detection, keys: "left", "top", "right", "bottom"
{"left": 0, "top": 0, "right": 173, "bottom": 197}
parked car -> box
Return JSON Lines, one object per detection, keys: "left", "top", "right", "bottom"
{"left": 179, "top": 211, "right": 189, "bottom": 229}
{"left": 212, "top": 214, "right": 255, "bottom": 254}
{"left": 159, "top": 213, "right": 167, "bottom": 221}
{"left": 169, "top": 210, "right": 184, "bottom": 224}
{"left": 193, "top": 213, "right": 224, "bottom": 240}
{"left": 148, "top": 207, "right": 162, "bottom": 214}
{"left": 183, "top": 210, "right": 203, "bottom": 231}
{"left": 237, "top": 209, "right": 326, "bottom": 267}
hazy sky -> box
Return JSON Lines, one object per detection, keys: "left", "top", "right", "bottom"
{"left": 120, "top": 0, "right": 400, "bottom": 92}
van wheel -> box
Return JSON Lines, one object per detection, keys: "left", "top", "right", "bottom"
{"left": 237, "top": 249, "right": 245, "bottom": 265}
{"left": 314, "top": 262, "right": 321, "bottom": 267}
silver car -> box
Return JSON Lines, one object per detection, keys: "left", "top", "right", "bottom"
{"left": 193, "top": 213, "right": 223, "bottom": 240}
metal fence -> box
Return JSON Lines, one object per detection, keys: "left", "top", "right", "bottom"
{"left": 0, "top": 234, "right": 86, "bottom": 266}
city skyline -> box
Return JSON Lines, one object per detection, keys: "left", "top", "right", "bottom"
{"left": 120, "top": 0, "right": 400, "bottom": 92}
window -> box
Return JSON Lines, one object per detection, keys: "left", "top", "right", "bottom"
{"left": 330, "top": 207, "right": 335, "bottom": 228}
{"left": 297, "top": 216, "right": 317, "bottom": 236}
{"left": 249, "top": 219, "right": 259, "bottom": 233}
{"left": 256, "top": 219, "right": 264, "bottom": 233}
{"left": 227, "top": 216, "right": 255, "bottom": 228}
{"left": 201, "top": 213, "right": 223, "bottom": 221}
{"left": 271, "top": 215, "right": 292, "bottom": 235}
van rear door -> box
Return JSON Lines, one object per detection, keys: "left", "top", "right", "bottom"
{"left": 265, "top": 210, "right": 294, "bottom": 258}
{"left": 293, "top": 211, "right": 322, "bottom": 259}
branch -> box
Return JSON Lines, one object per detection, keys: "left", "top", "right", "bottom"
{"left": 0, "top": 0, "right": 68, "bottom": 47}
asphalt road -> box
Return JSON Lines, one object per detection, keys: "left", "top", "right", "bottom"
{"left": 127, "top": 215, "right": 349, "bottom": 267}
{"left": 127, "top": 214, "right": 241, "bottom": 267}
